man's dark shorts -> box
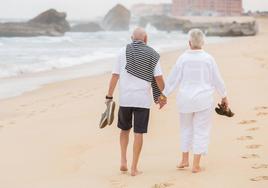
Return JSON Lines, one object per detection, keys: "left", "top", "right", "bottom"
{"left": 117, "top": 106, "right": 150, "bottom": 134}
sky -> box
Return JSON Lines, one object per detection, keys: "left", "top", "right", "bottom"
{"left": 0, "top": 0, "right": 267, "bottom": 20}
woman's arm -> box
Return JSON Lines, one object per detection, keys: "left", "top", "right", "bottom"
{"left": 162, "top": 60, "right": 182, "bottom": 97}
{"left": 212, "top": 60, "right": 227, "bottom": 98}
{"left": 211, "top": 59, "right": 229, "bottom": 107}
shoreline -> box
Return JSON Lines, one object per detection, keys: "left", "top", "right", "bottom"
{"left": 0, "top": 57, "right": 116, "bottom": 101}
{"left": 0, "top": 34, "right": 231, "bottom": 101}
{"left": 0, "top": 48, "right": 180, "bottom": 101}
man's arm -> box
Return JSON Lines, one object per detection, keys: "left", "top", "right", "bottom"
{"left": 107, "top": 74, "right": 119, "bottom": 98}
{"left": 154, "top": 75, "right": 165, "bottom": 92}
{"left": 155, "top": 75, "right": 166, "bottom": 109}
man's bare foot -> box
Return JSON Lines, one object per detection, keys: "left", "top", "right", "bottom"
{"left": 177, "top": 162, "right": 189, "bottom": 169}
{"left": 192, "top": 166, "right": 202, "bottom": 173}
{"left": 131, "top": 169, "right": 143, "bottom": 176}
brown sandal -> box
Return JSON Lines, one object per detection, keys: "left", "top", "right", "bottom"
{"left": 215, "top": 103, "right": 235, "bottom": 117}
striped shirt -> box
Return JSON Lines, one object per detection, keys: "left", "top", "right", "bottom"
{"left": 126, "top": 40, "right": 161, "bottom": 103}
{"left": 112, "top": 47, "right": 162, "bottom": 109}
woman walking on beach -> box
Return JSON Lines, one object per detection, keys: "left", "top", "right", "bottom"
{"left": 160, "top": 29, "right": 229, "bottom": 173}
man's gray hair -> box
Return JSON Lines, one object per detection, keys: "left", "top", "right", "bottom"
{"left": 188, "top": 29, "right": 205, "bottom": 49}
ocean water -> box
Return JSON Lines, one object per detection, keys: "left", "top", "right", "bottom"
{"left": 0, "top": 25, "right": 228, "bottom": 99}
{"left": 0, "top": 26, "right": 183, "bottom": 78}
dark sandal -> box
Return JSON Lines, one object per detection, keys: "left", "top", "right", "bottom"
{"left": 215, "top": 103, "right": 235, "bottom": 117}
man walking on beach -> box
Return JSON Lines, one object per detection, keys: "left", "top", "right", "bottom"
{"left": 105, "top": 27, "right": 165, "bottom": 176}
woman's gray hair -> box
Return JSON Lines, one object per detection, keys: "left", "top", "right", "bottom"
{"left": 188, "top": 29, "right": 205, "bottom": 49}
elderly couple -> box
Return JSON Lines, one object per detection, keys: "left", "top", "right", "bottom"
{"left": 105, "top": 27, "right": 229, "bottom": 176}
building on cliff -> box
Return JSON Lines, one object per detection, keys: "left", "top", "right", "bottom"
{"left": 172, "top": 0, "right": 243, "bottom": 16}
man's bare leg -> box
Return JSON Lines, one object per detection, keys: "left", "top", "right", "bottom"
{"left": 131, "top": 133, "right": 143, "bottom": 176}
{"left": 177, "top": 152, "right": 190, "bottom": 168}
{"left": 120, "top": 130, "right": 130, "bottom": 172}
{"left": 192, "top": 154, "right": 202, "bottom": 173}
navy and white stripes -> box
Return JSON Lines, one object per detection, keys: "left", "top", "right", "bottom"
{"left": 125, "top": 40, "right": 161, "bottom": 103}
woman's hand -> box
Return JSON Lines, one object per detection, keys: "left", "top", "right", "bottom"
{"left": 221, "top": 97, "right": 229, "bottom": 109}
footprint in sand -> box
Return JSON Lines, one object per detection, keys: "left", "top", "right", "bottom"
{"left": 246, "top": 144, "right": 262, "bottom": 149}
{"left": 8, "top": 121, "right": 15, "bottom": 125}
{"left": 241, "top": 154, "right": 260, "bottom": 159}
{"left": 261, "top": 63, "right": 268, "bottom": 69}
{"left": 252, "top": 164, "right": 268, "bottom": 169}
{"left": 250, "top": 176, "right": 268, "bottom": 181}
{"left": 64, "top": 92, "right": 73, "bottom": 96}
{"left": 239, "top": 120, "right": 257, "bottom": 125}
{"left": 27, "top": 113, "right": 35, "bottom": 118}
{"left": 237, "top": 136, "right": 253, "bottom": 141}
{"left": 247, "top": 127, "right": 260, "bottom": 131}
{"left": 78, "top": 93, "right": 84, "bottom": 96}
{"left": 64, "top": 144, "right": 91, "bottom": 157}
{"left": 254, "top": 106, "right": 268, "bottom": 116}
{"left": 256, "top": 112, "right": 268, "bottom": 116}
{"left": 39, "top": 109, "right": 48, "bottom": 113}
{"left": 152, "top": 182, "right": 174, "bottom": 188}
{"left": 254, "top": 106, "right": 268, "bottom": 111}
{"left": 29, "top": 111, "right": 36, "bottom": 115}
{"left": 110, "top": 179, "right": 126, "bottom": 188}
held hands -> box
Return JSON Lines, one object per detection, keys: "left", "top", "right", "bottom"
{"left": 158, "top": 95, "right": 167, "bottom": 109}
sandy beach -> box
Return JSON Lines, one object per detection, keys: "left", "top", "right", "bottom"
{"left": 0, "top": 18, "right": 268, "bottom": 188}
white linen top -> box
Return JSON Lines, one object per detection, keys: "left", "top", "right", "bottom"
{"left": 162, "top": 49, "right": 227, "bottom": 113}
{"left": 112, "top": 47, "right": 163, "bottom": 109}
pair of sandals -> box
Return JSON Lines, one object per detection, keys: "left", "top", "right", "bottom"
{"left": 215, "top": 103, "right": 234, "bottom": 117}
{"left": 99, "top": 101, "right": 116, "bottom": 129}
{"left": 100, "top": 102, "right": 232, "bottom": 129}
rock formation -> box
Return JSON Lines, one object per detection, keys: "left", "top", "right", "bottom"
{"left": 139, "top": 15, "right": 190, "bottom": 32}
{"left": 102, "top": 4, "right": 131, "bottom": 31}
{"left": 0, "top": 9, "right": 70, "bottom": 37}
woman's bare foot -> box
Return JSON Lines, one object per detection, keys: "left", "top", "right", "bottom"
{"left": 177, "top": 162, "right": 189, "bottom": 169}
{"left": 192, "top": 166, "right": 202, "bottom": 173}
{"left": 131, "top": 169, "right": 143, "bottom": 176}
{"left": 178, "top": 152, "right": 190, "bottom": 169}
{"left": 192, "top": 154, "right": 202, "bottom": 173}
{"left": 120, "top": 161, "right": 128, "bottom": 172}
{"left": 120, "top": 165, "right": 128, "bottom": 172}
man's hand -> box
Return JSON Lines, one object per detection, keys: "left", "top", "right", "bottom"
{"left": 105, "top": 99, "right": 112, "bottom": 105}
{"left": 105, "top": 96, "right": 113, "bottom": 105}
{"left": 158, "top": 95, "right": 167, "bottom": 109}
